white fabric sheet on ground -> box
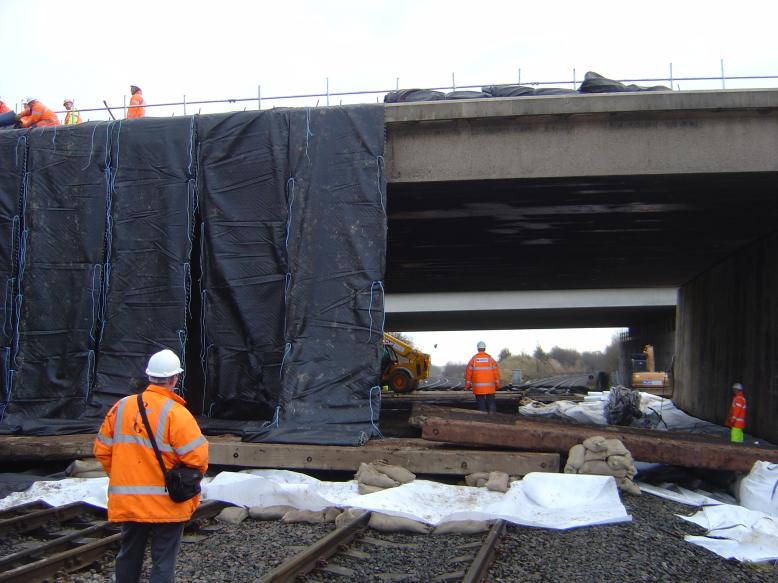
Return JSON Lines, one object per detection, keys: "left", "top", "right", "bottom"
{"left": 204, "top": 470, "right": 631, "bottom": 529}
{"left": 0, "top": 470, "right": 630, "bottom": 531}
{"left": 519, "top": 390, "right": 729, "bottom": 436}
{"left": 739, "top": 462, "right": 778, "bottom": 517}
{"left": 678, "top": 504, "right": 778, "bottom": 563}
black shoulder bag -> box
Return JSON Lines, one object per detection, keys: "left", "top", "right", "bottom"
{"left": 136, "top": 392, "right": 203, "bottom": 503}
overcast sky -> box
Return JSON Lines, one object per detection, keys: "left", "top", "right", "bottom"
{"left": 2, "top": 0, "right": 776, "bottom": 362}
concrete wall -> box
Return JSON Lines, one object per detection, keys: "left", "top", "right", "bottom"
{"left": 675, "top": 232, "right": 778, "bottom": 443}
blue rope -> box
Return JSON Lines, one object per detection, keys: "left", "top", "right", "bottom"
{"left": 85, "top": 349, "right": 95, "bottom": 401}
{"left": 280, "top": 342, "right": 292, "bottom": 379}
{"left": 368, "top": 385, "right": 384, "bottom": 439}
{"left": 187, "top": 116, "right": 196, "bottom": 176}
{"left": 80, "top": 124, "right": 100, "bottom": 171}
{"left": 375, "top": 155, "right": 385, "bottom": 214}
{"left": 304, "top": 108, "right": 314, "bottom": 163}
{"left": 14, "top": 135, "right": 27, "bottom": 168}
{"left": 284, "top": 177, "right": 296, "bottom": 248}
{"left": 177, "top": 328, "right": 187, "bottom": 395}
{"left": 88, "top": 264, "right": 101, "bottom": 344}
{"left": 367, "top": 280, "right": 386, "bottom": 341}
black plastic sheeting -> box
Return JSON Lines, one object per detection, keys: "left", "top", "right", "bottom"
{"left": 384, "top": 72, "right": 670, "bottom": 103}
{"left": 0, "top": 105, "right": 386, "bottom": 446}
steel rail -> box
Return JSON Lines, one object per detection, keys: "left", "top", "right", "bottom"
{"left": 259, "top": 511, "right": 371, "bottom": 582}
{"left": 0, "top": 501, "right": 100, "bottom": 536}
{"left": 462, "top": 519, "right": 506, "bottom": 583}
{"left": 0, "top": 499, "right": 226, "bottom": 583}
{"left": 0, "top": 500, "right": 47, "bottom": 521}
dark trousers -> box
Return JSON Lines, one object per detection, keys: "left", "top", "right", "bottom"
{"left": 115, "top": 522, "right": 186, "bottom": 583}
{"left": 475, "top": 393, "right": 496, "bottom": 414}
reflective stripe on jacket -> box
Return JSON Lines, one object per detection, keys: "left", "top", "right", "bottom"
{"left": 19, "top": 101, "right": 60, "bottom": 128}
{"left": 93, "top": 384, "right": 208, "bottom": 523}
{"left": 127, "top": 91, "right": 145, "bottom": 118}
{"left": 726, "top": 394, "right": 747, "bottom": 429}
{"left": 64, "top": 110, "right": 81, "bottom": 125}
{"left": 465, "top": 351, "right": 501, "bottom": 395}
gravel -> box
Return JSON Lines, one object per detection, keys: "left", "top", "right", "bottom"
{"left": 490, "top": 493, "right": 778, "bottom": 583}
{"left": 18, "top": 493, "right": 778, "bottom": 582}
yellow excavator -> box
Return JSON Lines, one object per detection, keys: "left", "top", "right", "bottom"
{"left": 630, "top": 345, "right": 670, "bottom": 389}
{"left": 381, "top": 333, "right": 431, "bottom": 393}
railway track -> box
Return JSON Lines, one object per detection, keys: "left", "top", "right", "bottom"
{"left": 0, "top": 499, "right": 226, "bottom": 583}
{"left": 260, "top": 513, "right": 505, "bottom": 582}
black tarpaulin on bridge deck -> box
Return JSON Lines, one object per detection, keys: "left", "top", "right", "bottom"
{"left": 0, "top": 105, "right": 386, "bottom": 446}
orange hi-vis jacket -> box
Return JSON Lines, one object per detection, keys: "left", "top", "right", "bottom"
{"left": 19, "top": 101, "right": 60, "bottom": 128}
{"left": 94, "top": 384, "right": 208, "bottom": 523}
{"left": 127, "top": 91, "right": 146, "bottom": 118}
{"left": 465, "top": 351, "right": 501, "bottom": 395}
{"left": 0, "top": 101, "right": 10, "bottom": 114}
{"left": 726, "top": 393, "right": 747, "bottom": 429}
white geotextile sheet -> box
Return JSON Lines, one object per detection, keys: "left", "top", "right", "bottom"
{"left": 519, "top": 390, "right": 727, "bottom": 435}
{"left": 679, "top": 504, "right": 778, "bottom": 563}
{"left": 0, "top": 470, "right": 631, "bottom": 530}
{"left": 641, "top": 481, "right": 778, "bottom": 562}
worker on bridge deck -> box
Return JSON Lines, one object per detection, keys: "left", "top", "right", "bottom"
{"left": 62, "top": 98, "right": 82, "bottom": 125}
{"left": 127, "top": 85, "right": 146, "bottom": 118}
{"left": 94, "top": 349, "right": 208, "bottom": 583}
{"left": 725, "top": 382, "right": 747, "bottom": 444}
{"left": 0, "top": 98, "right": 15, "bottom": 128}
{"left": 18, "top": 97, "right": 60, "bottom": 128}
{"left": 465, "top": 341, "right": 501, "bottom": 414}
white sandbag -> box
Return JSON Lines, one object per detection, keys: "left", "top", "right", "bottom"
{"left": 584, "top": 449, "right": 608, "bottom": 462}
{"left": 605, "top": 439, "right": 629, "bottom": 457}
{"left": 355, "top": 463, "right": 400, "bottom": 489}
{"left": 566, "top": 444, "right": 585, "bottom": 471}
{"left": 607, "top": 454, "right": 634, "bottom": 472}
{"left": 369, "top": 512, "right": 430, "bottom": 534}
{"left": 216, "top": 506, "right": 249, "bottom": 525}
{"left": 373, "top": 460, "right": 416, "bottom": 484}
{"left": 358, "top": 483, "right": 385, "bottom": 495}
{"left": 433, "top": 520, "right": 492, "bottom": 535}
{"left": 67, "top": 459, "right": 104, "bottom": 476}
{"left": 618, "top": 478, "right": 642, "bottom": 496}
{"left": 582, "top": 436, "right": 608, "bottom": 453}
{"left": 475, "top": 478, "right": 488, "bottom": 488}
{"left": 335, "top": 508, "right": 368, "bottom": 528}
{"left": 465, "top": 472, "right": 490, "bottom": 487}
{"left": 282, "top": 509, "right": 327, "bottom": 524}
{"left": 324, "top": 507, "right": 342, "bottom": 522}
{"left": 738, "top": 461, "right": 778, "bottom": 516}
{"left": 580, "top": 460, "right": 627, "bottom": 479}
{"left": 72, "top": 470, "right": 108, "bottom": 479}
{"left": 485, "top": 471, "right": 509, "bottom": 493}
{"left": 249, "top": 505, "right": 296, "bottom": 520}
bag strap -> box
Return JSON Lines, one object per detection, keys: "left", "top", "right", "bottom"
{"left": 137, "top": 392, "right": 169, "bottom": 480}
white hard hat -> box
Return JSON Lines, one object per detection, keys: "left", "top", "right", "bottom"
{"left": 477, "top": 341, "right": 486, "bottom": 351}
{"left": 732, "top": 382, "right": 744, "bottom": 391}
{"left": 145, "top": 349, "right": 184, "bottom": 377}
{"left": 24, "top": 97, "right": 35, "bottom": 104}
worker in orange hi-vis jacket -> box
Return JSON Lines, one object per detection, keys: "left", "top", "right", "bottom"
{"left": 0, "top": 99, "right": 10, "bottom": 114}
{"left": 94, "top": 349, "right": 208, "bottom": 583}
{"left": 725, "top": 382, "right": 747, "bottom": 444}
{"left": 127, "top": 85, "right": 146, "bottom": 118}
{"left": 18, "top": 97, "right": 60, "bottom": 128}
{"left": 465, "top": 341, "right": 501, "bottom": 414}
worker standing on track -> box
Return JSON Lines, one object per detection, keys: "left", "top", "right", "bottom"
{"left": 62, "top": 98, "right": 82, "bottom": 125}
{"left": 127, "top": 85, "right": 146, "bottom": 118}
{"left": 17, "top": 97, "right": 60, "bottom": 128}
{"left": 465, "top": 341, "right": 501, "bottom": 414}
{"left": 725, "top": 382, "right": 747, "bottom": 443}
{"left": 94, "top": 349, "right": 208, "bottom": 583}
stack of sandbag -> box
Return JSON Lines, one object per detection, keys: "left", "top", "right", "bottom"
{"left": 355, "top": 460, "right": 415, "bottom": 495}
{"left": 464, "top": 471, "right": 519, "bottom": 492}
{"left": 564, "top": 436, "right": 640, "bottom": 495}
{"left": 66, "top": 458, "right": 107, "bottom": 479}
